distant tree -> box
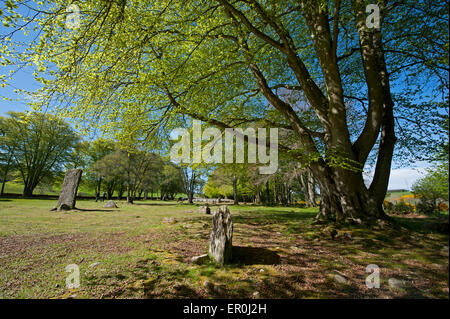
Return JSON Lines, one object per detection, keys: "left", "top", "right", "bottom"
{"left": 159, "top": 164, "right": 184, "bottom": 201}
{"left": 1, "top": 112, "right": 78, "bottom": 196}
{"left": 85, "top": 139, "right": 116, "bottom": 194}
{"left": 412, "top": 163, "right": 449, "bottom": 213}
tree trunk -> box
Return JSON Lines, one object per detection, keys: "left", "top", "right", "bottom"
{"left": 232, "top": 175, "right": 238, "bottom": 205}
{"left": 306, "top": 170, "right": 317, "bottom": 207}
{"left": 126, "top": 183, "right": 133, "bottom": 204}
{"left": 0, "top": 154, "right": 12, "bottom": 196}
{"left": 313, "top": 164, "right": 386, "bottom": 224}
{"left": 23, "top": 185, "right": 33, "bottom": 197}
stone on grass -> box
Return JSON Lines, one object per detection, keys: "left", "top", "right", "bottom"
{"left": 103, "top": 200, "right": 118, "bottom": 208}
{"left": 334, "top": 274, "right": 348, "bottom": 284}
{"left": 191, "top": 254, "right": 209, "bottom": 265}
{"left": 199, "top": 205, "right": 211, "bottom": 214}
{"left": 203, "top": 280, "right": 224, "bottom": 294}
{"left": 55, "top": 169, "right": 82, "bottom": 211}
{"left": 252, "top": 291, "right": 260, "bottom": 298}
{"left": 209, "top": 205, "right": 233, "bottom": 266}
{"left": 162, "top": 217, "right": 177, "bottom": 225}
{"left": 388, "top": 278, "right": 408, "bottom": 289}
{"left": 88, "top": 262, "right": 101, "bottom": 268}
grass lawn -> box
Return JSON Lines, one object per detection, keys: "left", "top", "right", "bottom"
{"left": 0, "top": 198, "right": 448, "bottom": 299}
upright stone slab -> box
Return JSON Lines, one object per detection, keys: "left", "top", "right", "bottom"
{"left": 209, "top": 205, "right": 233, "bottom": 265}
{"left": 56, "top": 169, "right": 82, "bottom": 211}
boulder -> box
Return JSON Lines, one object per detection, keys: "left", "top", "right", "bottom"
{"left": 55, "top": 169, "right": 82, "bottom": 211}
{"left": 209, "top": 205, "right": 233, "bottom": 266}
{"left": 103, "top": 200, "right": 118, "bottom": 208}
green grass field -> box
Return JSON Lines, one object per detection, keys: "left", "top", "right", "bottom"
{"left": 0, "top": 198, "right": 448, "bottom": 299}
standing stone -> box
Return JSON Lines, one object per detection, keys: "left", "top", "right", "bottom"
{"left": 55, "top": 169, "right": 82, "bottom": 211}
{"left": 209, "top": 205, "right": 233, "bottom": 266}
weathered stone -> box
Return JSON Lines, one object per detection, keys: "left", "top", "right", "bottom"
{"left": 209, "top": 205, "right": 233, "bottom": 266}
{"left": 199, "top": 205, "right": 211, "bottom": 214}
{"left": 252, "top": 291, "right": 260, "bottom": 298}
{"left": 55, "top": 169, "right": 82, "bottom": 211}
{"left": 191, "top": 254, "right": 209, "bottom": 265}
{"left": 88, "top": 262, "right": 101, "bottom": 268}
{"left": 103, "top": 200, "right": 118, "bottom": 208}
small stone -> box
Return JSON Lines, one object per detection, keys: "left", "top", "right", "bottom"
{"left": 199, "top": 205, "right": 211, "bottom": 214}
{"left": 162, "top": 217, "right": 177, "bottom": 225}
{"left": 103, "top": 200, "right": 118, "bottom": 208}
{"left": 336, "top": 231, "right": 352, "bottom": 240}
{"left": 252, "top": 291, "right": 260, "bottom": 298}
{"left": 431, "top": 263, "right": 446, "bottom": 270}
{"left": 213, "top": 284, "right": 224, "bottom": 294}
{"left": 88, "top": 262, "right": 101, "bottom": 268}
{"left": 191, "top": 254, "right": 209, "bottom": 265}
{"left": 388, "top": 278, "right": 408, "bottom": 289}
{"left": 55, "top": 283, "right": 60, "bottom": 288}
{"left": 334, "top": 274, "right": 348, "bottom": 284}
{"left": 203, "top": 280, "right": 214, "bottom": 291}
{"left": 203, "top": 281, "right": 224, "bottom": 294}
{"left": 259, "top": 269, "right": 265, "bottom": 273}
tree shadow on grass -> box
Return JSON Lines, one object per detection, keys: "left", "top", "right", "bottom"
{"left": 394, "top": 215, "right": 449, "bottom": 234}
{"left": 231, "top": 210, "right": 317, "bottom": 225}
{"left": 232, "top": 246, "right": 281, "bottom": 265}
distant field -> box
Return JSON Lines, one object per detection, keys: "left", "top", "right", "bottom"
{"left": 0, "top": 198, "right": 448, "bottom": 299}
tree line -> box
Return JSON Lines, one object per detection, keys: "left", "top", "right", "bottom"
{"left": 0, "top": 111, "right": 188, "bottom": 201}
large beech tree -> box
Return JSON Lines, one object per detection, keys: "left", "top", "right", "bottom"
{"left": 1, "top": 0, "right": 448, "bottom": 223}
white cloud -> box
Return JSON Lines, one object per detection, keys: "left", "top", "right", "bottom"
{"left": 364, "top": 162, "right": 430, "bottom": 190}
